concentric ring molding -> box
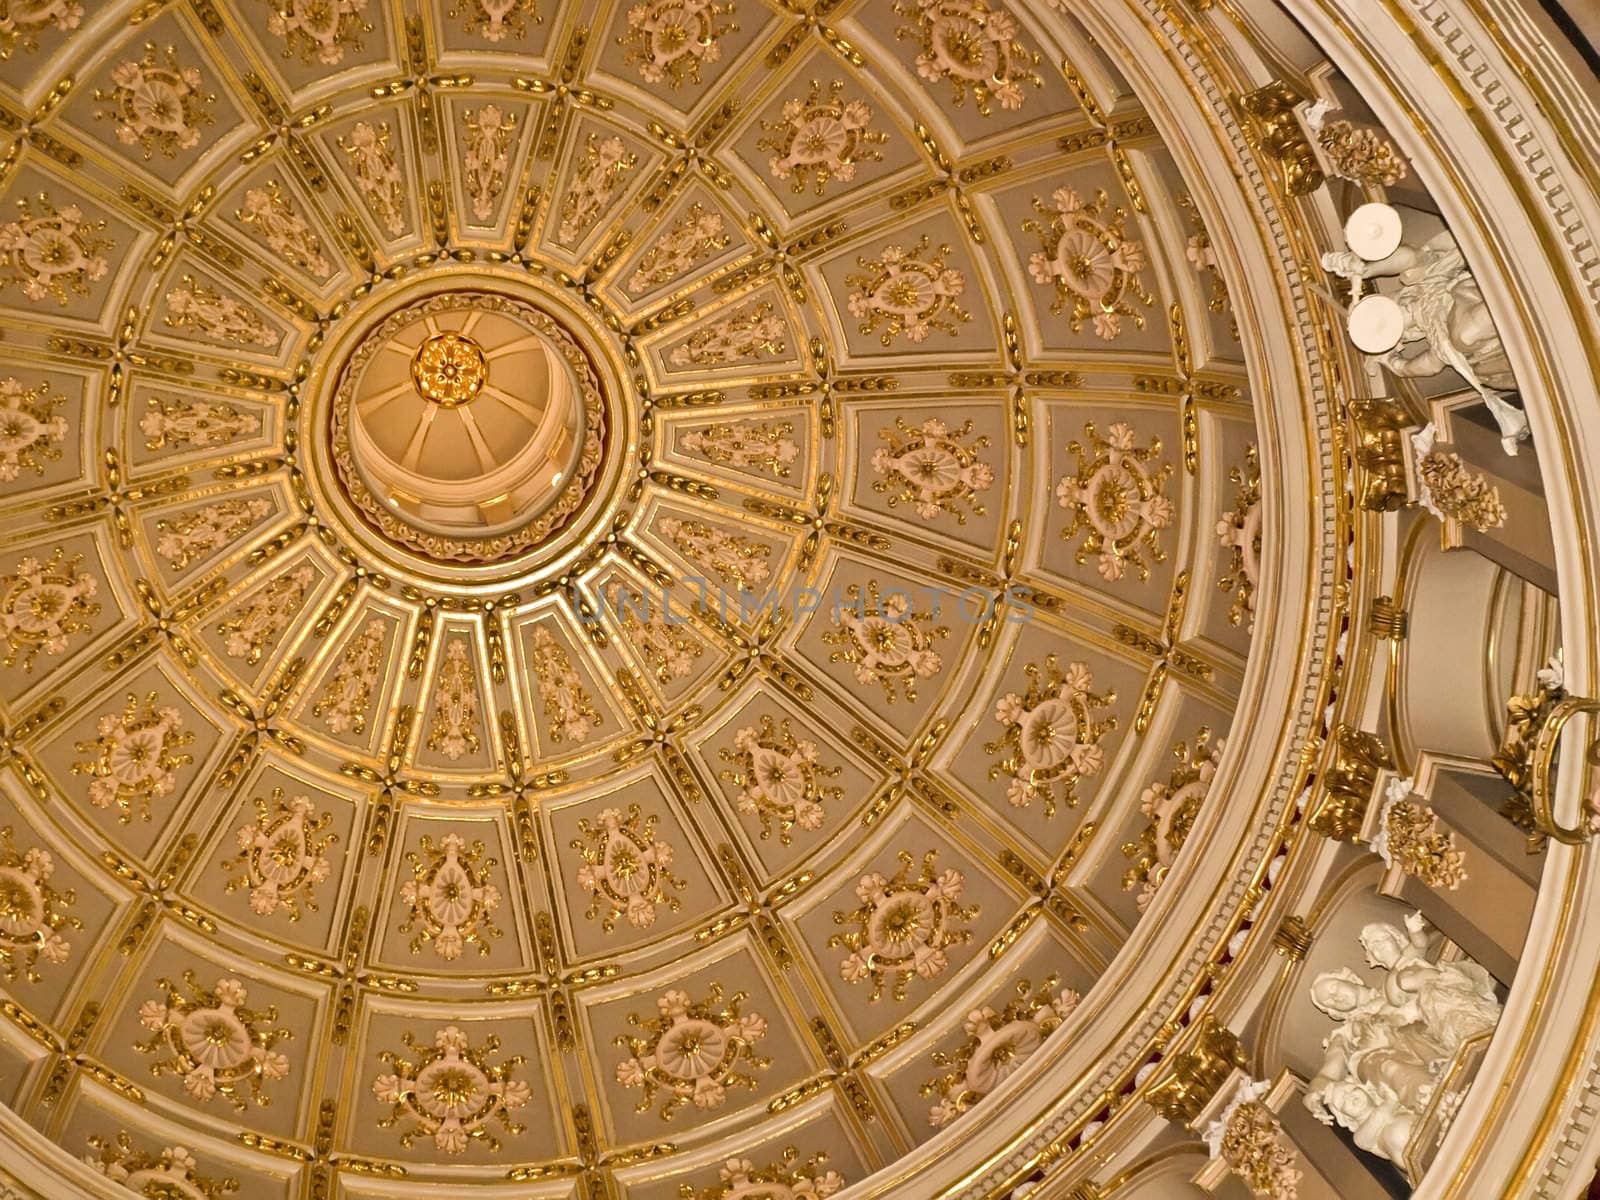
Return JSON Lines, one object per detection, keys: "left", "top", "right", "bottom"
{"left": 0, "top": 1, "right": 1589, "bottom": 1198}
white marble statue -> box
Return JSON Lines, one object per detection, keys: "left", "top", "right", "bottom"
{"left": 1322, "top": 205, "right": 1529, "bottom": 454}
{"left": 1304, "top": 913, "right": 1502, "bottom": 1168}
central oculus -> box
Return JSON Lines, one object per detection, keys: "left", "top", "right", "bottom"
{"left": 329, "top": 290, "right": 607, "bottom": 564}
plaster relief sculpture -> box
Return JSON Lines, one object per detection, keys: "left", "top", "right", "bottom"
{"left": 74, "top": 692, "right": 192, "bottom": 823}
{"left": 0, "top": 195, "right": 109, "bottom": 305}
{"left": 830, "top": 850, "right": 976, "bottom": 1001}
{"left": 0, "top": 548, "right": 99, "bottom": 670}
{"left": 136, "top": 974, "right": 291, "bottom": 1108}
{"left": 0, "top": 1, "right": 82, "bottom": 60}
{"left": 1304, "top": 912, "right": 1500, "bottom": 1166}
{"left": 95, "top": 44, "right": 212, "bottom": 159}
{"left": 718, "top": 715, "right": 841, "bottom": 843}
{"left": 141, "top": 395, "right": 260, "bottom": 451}
{"left": 223, "top": 789, "right": 336, "bottom": 920}
{"left": 84, "top": 1136, "right": 236, "bottom": 1199}
{"left": 686, "top": 1149, "right": 844, "bottom": 1199}
{"left": 923, "top": 976, "right": 1079, "bottom": 1125}
{"left": 238, "top": 181, "right": 330, "bottom": 279}
{"left": 1323, "top": 203, "right": 1528, "bottom": 453}
{"left": 0, "top": 827, "right": 77, "bottom": 981}
{"left": 373, "top": 1025, "right": 529, "bottom": 1152}
{"left": 892, "top": 0, "right": 1042, "bottom": 115}
{"left": 759, "top": 81, "right": 887, "bottom": 195}
{"left": 0, "top": 377, "right": 67, "bottom": 481}
{"left": 615, "top": 984, "right": 770, "bottom": 1118}
{"left": 451, "top": 0, "right": 540, "bottom": 42}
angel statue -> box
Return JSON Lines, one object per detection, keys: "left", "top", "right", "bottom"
{"left": 1323, "top": 204, "right": 1529, "bottom": 454}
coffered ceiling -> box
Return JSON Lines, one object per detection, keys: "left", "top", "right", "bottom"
{"left": 0, "top": 1, "right": 1283, "bottom": 1196}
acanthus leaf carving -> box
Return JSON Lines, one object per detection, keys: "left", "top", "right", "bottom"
{"left": 74, "top": 691, "right": 193, "bottom": 823}
{"left": 573, "top": 804, "right": 686, "bottom": 932}
{"left": 986, "top": 655, "right": 1116, "bottom": 818}
{"left": 135, "top": 972, "right": 292, "bottom": 1109}
{"left": 922, "top": 976, "right": 1078, "bottom": 1125}
{"left": 223, "top": 787, "right": 337, "bottom": 920}
{"left": 829, "top": 850, "right": 977, "bottom": 1001}
{"left": 614, "top": 983, "right": 770, "bottom": 1118}
{"left": 372, "top": 1024, "right": 529, "bottom": 1153}
{"left": 718, "top": 714, "right": 841, "bottom": 843}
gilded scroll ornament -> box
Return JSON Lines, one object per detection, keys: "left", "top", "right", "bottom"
{"left": 829, "top": 850, "right": 976, "bottom": 1002}
{"left": 668, "top": 302, "right": 787, "bottom": 366}
{"left": 1055, "top": 421, "right": 1174, "bottom": 581}
{"left": 759, "top": 80, "right": 887, "bottom": 195}
{"left": 451, "top": 0, "right": 540, "bottom": 42}
{"left": 373, "top": 1025, "right": 530, "bottom": 1153}
{"left": 0, "top": 548, "right": 98, "bottom": 670}
{"left": 986, "top": 655, "right": 1115, "bottom": 818}
{"left": 238, "top": 182, "right": 330, "bottom": 279}
{"left": 312, "top": 618, "right": 386, "bottom": 735}
{"left": 718, "top": 715, "right": 841, "bottom": 843}
{"left": 0, "top": 377, "right": 67, "bottom": 481}
{"left": 0, "top": 826, "right": 77, "bottom": 981}
{"left": 572, "top": 804, "right": 686, "bottom": 932}
{"left": 529, "top": 626, "right": 602, "bottom": 743}
{"left": 0, "top": 195, "right": 109, "bottom": 305}
{"left": 462, "top": 105, "right": 517, "bottom": 220}
{"left": 1122, "top": 728, "right": 1222, "bottom": 909}
{"left": 265, "top": 0, "right": 371, "bottom": 66}
{"left": 339, "top": 121, "right": 406, "bottom": 235}
{"left": 846, "top": 235, "right": 970, "bottom": 345}
{"left": 74, "top": 692, "right": 192, "bottom": 823}
{"left": 141, "top": 395, "right": 260, "bottom": 451}
{"left": 399, "top": 833, "right": 503, "bottom": 959}
{"left": 1025, "top": 187, "right": 1152, "bottom": 340}
{"left": 155, "top": 498, "right": 273, "bottom": 571}
{"left": 0, "top": 1, "right": 82, "bottom": 60}
{"left": 615, "top": 984, "right": 770, "bottom": 1118}
{"left": 892, "top": 0, "right": 1042, "bottom": 115}
{"left": 681, "top": 419, "right": 799, "bottom": 478}
{"left": 216, "top": 565, "right": 316, "bottom": 664}
{"left": 559, "top": 133, "right": 635, "bottom": 243}
{"left": 95, "top": 44, "right": 212, "bottom": 158}
{"left": 223, "top": 789, "right": 337, "bottom": 919}
{"left": 686, "top": 1149, "right": 845, "bottom": 1199}
{"left": 84, "top": 1135, "right": 237, "bottom": 1200}
{"left": 871, "top": 417, "right": 993, "bottom": 523}
{"left": 164, "top": 276, "right": 280, "bottom": 349}
{"left": 822, "top": 581, "right": 947, "bottom": 704}
{"left": 136, "top": 973, "right": 291, "bottom": 1108}
{"left": 620, "top": 0, "right": 737, "bottom": 88}
{"left": 923, "top": 976, "right": 1078, "bottom": 1125}
{"left": 629, "top": 203, "right": 728, "bottom": 295}
{"left": 1216, "top": 445, "right": 1262, "bottom": 628}
{"left": 427, "top": 640, "right": 483, "bottom": 761}
{"left": 660, "top": 516, "right": 772, "bottom": 590}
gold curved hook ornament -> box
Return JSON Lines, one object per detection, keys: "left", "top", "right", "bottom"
{"left": 1530, "top": 695, "right": 1600, "bottom": 844}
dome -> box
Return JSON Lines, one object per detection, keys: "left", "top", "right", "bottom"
{"left": 0, "top": 3, "right": 1596, "bottom": 1199}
